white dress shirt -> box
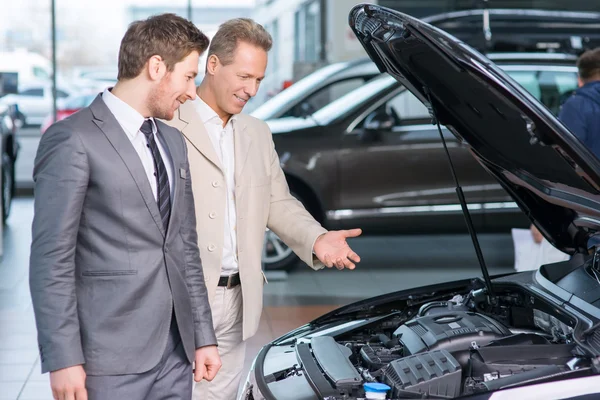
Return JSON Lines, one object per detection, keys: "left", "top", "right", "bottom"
{"left": 194, "top": 98, "right": 239, "bottom": 276}
{"left": 102, "top": 88, "right": 174, "bottom": 202}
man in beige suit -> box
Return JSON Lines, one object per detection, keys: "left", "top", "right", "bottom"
{"left": 166, "top": 18, "right": 362, "bottom": 400}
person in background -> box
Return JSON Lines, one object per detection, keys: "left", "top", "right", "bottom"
{"left": 558, "top": 47, "right": 600, "bottom": 159}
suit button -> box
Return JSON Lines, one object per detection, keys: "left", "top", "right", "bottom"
{"left": 212, "top": 181, "right": 220, "bottom": 188}
{"left": 208, "top": 244, "right": 216, "bottom": 252}
{"left": 209, "top": 211, "right": 217, "bottom": 219}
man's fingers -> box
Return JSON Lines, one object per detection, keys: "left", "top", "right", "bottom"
{"left": 348, "top": 251, "right": 361, "bottom": 264}
{"left": 324, "top": 254, "right": 333, "bottom": 268}
{"left": 194, "top": 363, "right": 206, "bottom": 383}
{"left": 204, "top": 364, "right": 220, "bottom": 381}
{"left": 335, "top": 258, "right": 344, "bottom": 270}
{"left": 75, "top": 387, "right": 88, "bottom": 400}
{"left": 344, "top": 228, "right": 362, "bottom": 238}
{"left": 343, "top": 258, "right": 356, "bottom": 270}
{"left": 63, "top": 391, "right": 76, "bottom": 400}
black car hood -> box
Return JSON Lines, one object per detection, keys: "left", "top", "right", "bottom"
{"left": 349, "top": 4, "right": 600, "bottom": 256}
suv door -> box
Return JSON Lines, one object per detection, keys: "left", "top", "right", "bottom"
{"left": 336, "top": 87, "right": 492, "bottom": 233}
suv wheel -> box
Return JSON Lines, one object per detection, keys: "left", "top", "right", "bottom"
{"left": 262, "top": 190, "right": 309, "bottom": 271}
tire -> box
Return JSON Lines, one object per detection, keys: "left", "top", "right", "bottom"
{"left": 261, "top": 191, "right": 305, "bottom": 271}
{"left": 1, "top": 154, "right": 13, "bottom": 224}
{"left": 262, "top": 228, "right": 300, "bottom": 271}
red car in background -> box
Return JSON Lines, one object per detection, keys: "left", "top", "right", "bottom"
{"left": 40, "top": 92, "right": 96, "bottom": 134}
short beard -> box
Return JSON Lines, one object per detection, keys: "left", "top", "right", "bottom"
{"left": 147, "top": 81, "right": 173, "bottom": 121}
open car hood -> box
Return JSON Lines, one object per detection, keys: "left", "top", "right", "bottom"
{"left": 349, "top": 4, "right": 600, "bottom": 256}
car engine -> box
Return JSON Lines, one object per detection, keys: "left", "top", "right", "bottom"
{"left": 314, "top": 292, "right": 585, "bottom": 399}
{"left": 246, "top": 286, "right": 597, "bottom": 400}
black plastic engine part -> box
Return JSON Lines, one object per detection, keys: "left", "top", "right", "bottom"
{"left": 360, "top": 344, "right": 403, "bottom": 370}
{"left": 311, "top": 336, "right": 363, "bottom": 390}
{"left": 480, "top": 364, "right": 563, "bottom": 391}
{"left": 382, "top": 349, "right": 462, "bottom": 398}
{"left": 393, "top": 311, "right": 511, "bottom": 355}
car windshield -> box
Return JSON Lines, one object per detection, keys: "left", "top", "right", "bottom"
{"left": 312, "top": 75, "right": 397, "bottom": 125}
{"left": 251, "top": 62, "right": 353, "bottom": 120}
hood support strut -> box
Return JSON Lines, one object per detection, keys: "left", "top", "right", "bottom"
{"left": 424, "top": 87, "right": 496, "bottom": 303}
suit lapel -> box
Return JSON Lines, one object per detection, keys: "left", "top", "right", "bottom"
{"left": 89, "top": 96, "right": 165, "bottom": 237}
{"left": 176, "top": 101, "right": 223, "bottom": 172}
{"left": 234, "top": 116, "right": 252, "bottom": 185}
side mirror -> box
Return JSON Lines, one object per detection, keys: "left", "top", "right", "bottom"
{"left": 298, "top": 102, "right": 315, "bottom": 118}
{"left": 359, "top": 109, "right": 395, "bottom": 142}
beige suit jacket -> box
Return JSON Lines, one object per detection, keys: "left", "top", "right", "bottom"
{"left": 165, "top": 101, "right": 327, "bottom": 340}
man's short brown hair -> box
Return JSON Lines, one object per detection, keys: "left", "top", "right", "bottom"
{"left": 208, "top": 18, "right": 272, "bottom": 66}
{"left": 118, "top": 13, "right": 209, "bottom": 80}
{"left": 577, "top": 47, "right": 600, "bottom": 83}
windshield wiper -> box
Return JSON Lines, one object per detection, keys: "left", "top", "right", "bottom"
{"left": 424, "top": 86, "right": 497, "bottom": 304}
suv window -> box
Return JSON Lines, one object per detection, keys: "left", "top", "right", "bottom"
{"left": 56, "top": 90, "right": 69, "bottom": 98}
{"left": 504, "top": 69, "right": 578, "bottom": 115}
{"left": 386, "top": 89, "right": 430, "bottom": 123}
{"left": 358, "top": 88, "right": 430, "bottom": 130}
{"left": 19, "top": 88, "right": 43, "bottom": 97}
{"left": 283, "top": 77, "right": 367, "bottom": 118}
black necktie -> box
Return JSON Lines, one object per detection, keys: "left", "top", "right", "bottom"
{"left": 140, "top": 119, "right": 171, "bottom": 231}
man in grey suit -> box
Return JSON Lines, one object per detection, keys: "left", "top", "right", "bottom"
{"left": 29, "top": 14, "right": 221, "bottom": 400}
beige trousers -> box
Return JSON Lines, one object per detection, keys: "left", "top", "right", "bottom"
{"left": 193, "top": 285, "right": 246, "bottom": 400}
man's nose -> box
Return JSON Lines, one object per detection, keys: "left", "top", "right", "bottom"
{"left": 186, "top": 80, "right": 197, "bottom": 100}
{"left": 245, "top": 81, "right": 259, "bottom": 98}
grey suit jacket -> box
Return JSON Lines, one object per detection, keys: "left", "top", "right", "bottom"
{"left": 29, "top": 95, "right": 217, "bottom": 375}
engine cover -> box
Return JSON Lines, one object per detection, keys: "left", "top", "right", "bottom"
{"left": 393, "top": 311, "right": 511, "bottom": 355}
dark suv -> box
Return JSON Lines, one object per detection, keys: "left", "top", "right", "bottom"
{"left": 262, "top": 53, "right": 579, "bottom": 270}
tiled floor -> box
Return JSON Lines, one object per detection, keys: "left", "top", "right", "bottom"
{"left": 0, "top": 198, "right": 515, "bottom": 398}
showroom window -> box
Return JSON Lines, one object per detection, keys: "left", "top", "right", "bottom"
{"left": 294, "top": 0, "right": 321, "bottom": 63}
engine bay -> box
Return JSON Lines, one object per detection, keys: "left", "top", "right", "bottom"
{"left": 254, "top": 284, "right": 598, "bottom": 400}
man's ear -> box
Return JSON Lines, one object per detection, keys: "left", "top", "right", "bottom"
{"left": 205, "top": 54, "right": 220, "bottom": 76}
{"left": 147, "top": 55, "right": 166, "bottom": 81}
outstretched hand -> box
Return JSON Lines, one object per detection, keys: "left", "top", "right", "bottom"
{"left": 313, "top": 228, "right": 362, "bottom": 270}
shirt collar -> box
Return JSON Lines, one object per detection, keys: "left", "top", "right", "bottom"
{"left": 193, "top": 97, "right": 238, "bottom": 128}
{"left": 101, "top": 87, "right": 156, "bottom": 139}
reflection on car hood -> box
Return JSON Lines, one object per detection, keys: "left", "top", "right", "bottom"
{"left": 349, "top": 4, "right": 600, "bottom": 256}
{"left": 266, "top": 116, "right": 317, "bottom": 134}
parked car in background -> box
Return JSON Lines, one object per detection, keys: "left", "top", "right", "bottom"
{"left": 251, "top": 58, "right": 380, "bottom": 121}
{"left": 242, "top": 6, "right": 600, "bottom": 400}
{"left": 40, "top": 92, "right": 96, "bottom": 134}
{"left": 0, "top": 81, "right": 75, "bottom": 126}
{"left": 0, "top": 103, "right": 20, "bottom": 223}
{"left": 260, "top": 53, "right": 579, "bottom": 270}
{"left": 252, "top": 8, "right": 599, "bottom": 126}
